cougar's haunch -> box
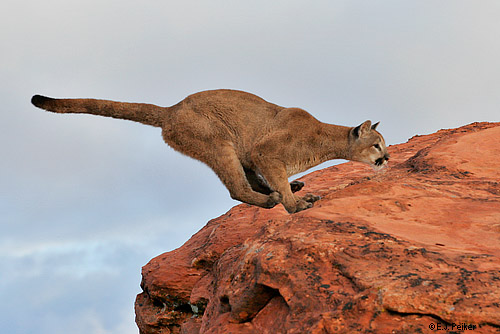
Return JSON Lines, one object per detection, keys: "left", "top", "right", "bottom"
{"left": 32, "top": 89, "right": 389, "bottom": 213}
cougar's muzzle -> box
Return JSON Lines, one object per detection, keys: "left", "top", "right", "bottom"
{"left": 375, "top": 154, "right": 390, "bottom": 166}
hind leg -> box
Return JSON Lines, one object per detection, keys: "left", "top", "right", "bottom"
{"left": 251, "top": 159, "right": 311, "bottom": 213}
{"left": 163, "top": 119, "right": 280, "bottom": 209}
{"left": 251, "top": 155, "right": 322, "bottom": 213}
{"left": 244, "top": 167, "right": 272, "bottom": 195}
{"left": 208, "top": 144, "right": 281, "bottom": 208}
{"left": 163, "top": 123, "right": 280, "bottom": 208}
{"left": 245, "top": 168, "right": 306, "bottom": 195}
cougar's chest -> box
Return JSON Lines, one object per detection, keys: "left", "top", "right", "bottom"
{"left": 285, "top": 156, "right": 321, "bottom": 177}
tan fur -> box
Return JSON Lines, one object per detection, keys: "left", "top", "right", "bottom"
{"left": 31, "top": 89, "right": 389, "bottom": 213}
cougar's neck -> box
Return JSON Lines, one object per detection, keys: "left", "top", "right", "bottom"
{"left": 318, "top": 123, "right": 352, "bottom": 162}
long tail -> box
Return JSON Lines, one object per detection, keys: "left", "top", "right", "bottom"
{"left": 31, "top": 95, "right": 166, "bottom": 127}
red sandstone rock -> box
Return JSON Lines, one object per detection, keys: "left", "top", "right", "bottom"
{"left": 135, "top": 122, "right": 500, "bottom": 334}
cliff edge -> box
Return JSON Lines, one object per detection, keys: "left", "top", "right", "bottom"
{"left": 135, "top": 122, "right": 500, "bottom": 334}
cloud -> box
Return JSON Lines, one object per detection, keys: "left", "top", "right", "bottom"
{"left": 1, "top": 242, "right": 129, "bottom": 333}
{"left": 0, "top": 237, "right": 164, "bottom": 334}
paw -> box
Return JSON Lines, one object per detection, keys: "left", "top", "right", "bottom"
{"left": 265, "top": 191, "right": 282, "bottom": 208}
{"left": 290, "top": 180, "right": 305, "bottom": 193}
{"left": 302, "top": 193, "right": 321, "bottom": 203}
{"left": 294, "top": 199, "right": 313, "bottom": 213}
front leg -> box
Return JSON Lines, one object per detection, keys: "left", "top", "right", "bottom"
{"left": 255, "top": 161, "right": 314, "bottom": 213}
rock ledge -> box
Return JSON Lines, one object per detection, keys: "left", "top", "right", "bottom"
{"left": 135, "top": 122, "right": 500, "bottom": 334}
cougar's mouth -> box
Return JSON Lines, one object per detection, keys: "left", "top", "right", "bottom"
{"left": 374, "top": 154, "right": 390, "bottom": 167}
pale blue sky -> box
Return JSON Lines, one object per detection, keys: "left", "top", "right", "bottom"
{"left": 1, "top": 1, "right": 500, "bottom": 333}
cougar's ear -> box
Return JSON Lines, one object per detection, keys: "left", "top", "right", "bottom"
{"left": 371, "top": 121, "right": 380, "bottom": 130}
{"left": 353, "top": 120, "right": 372, "bottom": 138}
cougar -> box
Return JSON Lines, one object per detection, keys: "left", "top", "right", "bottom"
{"left": 31, "top": 89, "right": 389, "bottom": 213}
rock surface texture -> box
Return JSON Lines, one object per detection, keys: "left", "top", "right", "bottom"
{"left": 135, "top": 122, "right": 500, "bottom": 334}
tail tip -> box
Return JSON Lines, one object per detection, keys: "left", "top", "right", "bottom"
{"left": 31, "top": 94, "right": 53, "bottom": 108}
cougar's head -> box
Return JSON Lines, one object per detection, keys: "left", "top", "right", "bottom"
{"left": 349, "top": 120, "right": 390, "bottom": 170}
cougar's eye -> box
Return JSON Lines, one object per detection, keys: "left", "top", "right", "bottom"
{"left": 373, "top": 144, "right": 381, "bottom": 150}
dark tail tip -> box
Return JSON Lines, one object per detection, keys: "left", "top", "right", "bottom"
{"left": 31, "top": 95, "right": 54, "bottom": 108}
